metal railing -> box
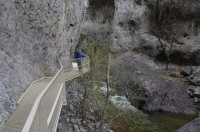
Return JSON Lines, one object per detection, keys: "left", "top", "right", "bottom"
{"left": 22, "top": 56, "right": 90, "bottom": 132}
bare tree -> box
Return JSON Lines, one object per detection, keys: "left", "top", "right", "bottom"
{"left": 151, "top": 30, "right": 175, "bottom": 70}
{"left": 76, "top": 35, "right": 159, "bottom": 132}
{"left": 99, "top": 52, "right": 110, "bottom": 131}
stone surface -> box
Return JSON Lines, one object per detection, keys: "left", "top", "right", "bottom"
{"left": 71, "top": 119, "right": 77, "bottom": 124}
{"left": 86, "top": 115, "right": 96, "bottom": 122}
{"left": 177, "top": 117, "right": 200, "bottom": 132}
{"left": 191, "top": 77, "right": 200, "bottom": 86}
{"left": 110, "top": 52, "right": 197, "bottom": 115}
{"left": 194, "top": 87, "right": 200, "bottom": 96}
{"left": 180, "top": 66, "right": 193, "bottom": 77}
{"left": 110, "top": 0, "right": 200, "bottom": 66}
{"left": 57, "top": 82, "right": 97, "bottom": 132}
{"left": 57, "top": 82, "right": 113, "bottom": 132}
{"left": 74, "top": 125, "right": 80, "bottom": 132}
{"left": 0, "top": 0, "right": 87, "bottom": 126}
{"left": 79, "top": 128, "right": 87, "bottom": 132}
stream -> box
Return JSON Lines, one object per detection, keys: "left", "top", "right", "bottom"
{"left": 100, "top": 85, "right": 197, "bottom": 132}
{"left": 148, "top": 112, "right": 196, "bottom": 132}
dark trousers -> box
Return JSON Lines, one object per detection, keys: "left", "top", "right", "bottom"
{"left": 77, "top": 59, "right": 82, "bottom": 70}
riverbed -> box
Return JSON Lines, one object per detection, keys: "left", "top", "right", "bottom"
{"left": 100, "top": 85, "right": 197, "bottom": 132}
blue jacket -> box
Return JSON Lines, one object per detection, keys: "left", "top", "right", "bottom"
{"left": 75, "top": 51, "right": 85, "bottom": 59}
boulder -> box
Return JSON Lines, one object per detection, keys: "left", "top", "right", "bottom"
{"left": 86, "top": 115, "right": 96, "bottom": 122}
{"left": 180, "top": 67, "right": 193, "bottom": 77}
{"left": 191, "top": 77, "right": 200, "bottom": 86}
{"left": 80, "top": 128, "right": 87, "bottom": 132}
{"left": 110, "top": 52, "right": 197, "bottom": 115}
{"left": 187, "top": 89, "right": 195, "bottom": 98}
{"left": 169, "top": 71, "right": 182, "bottom": 78}
{"left": 70, "top": 119, "right": 77, "bottom": 124}
{"left": 177, "top": 117, "right": 200, "bottom": 132}
{"left": 74, "top": 125, "right": 80, "bottom": 132}
{"left": 95, "top": 122, "right": 100, "bottom": 129}
{"left": 194, "top": 68, "right": 200, "bottom": 76}
{"left": 194, "top": 87, "right": 200, "bottom": 97}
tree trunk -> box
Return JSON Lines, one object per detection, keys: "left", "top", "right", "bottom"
{"left": 99, "top": 52, "right": 110, "bottom": 132}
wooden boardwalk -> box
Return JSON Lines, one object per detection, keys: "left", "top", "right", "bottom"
{"left": 0, "top": 78, "right": 52, "bottom": 132}
{"left": 0, "top": 58, "right": 90, "bottom": 132}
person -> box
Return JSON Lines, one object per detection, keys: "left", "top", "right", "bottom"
{"left": 75, "top": 50, "right": 86, "bottom": 71}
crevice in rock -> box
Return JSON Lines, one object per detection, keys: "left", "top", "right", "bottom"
{"left": 87, "top": 0, "right": 115, "bottom": 24}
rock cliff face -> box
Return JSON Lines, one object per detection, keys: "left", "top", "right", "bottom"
{"left": 0, "top": 0, "right": 87, "bottom": 126}
{"left": 109, "top": 0, "right": 200, "bottom": 115}
{"left": 111, "top": 0, "right": 200, "bottom": 66}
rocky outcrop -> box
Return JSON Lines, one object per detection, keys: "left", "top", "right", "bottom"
{"left": 87, "top": 0, "right": 114, "bottom": 24}
{"left": 110, "top": 52, "right": 197, "bottom": 115}
{"left": 110, "top": 0, "right": 200, "bottom": 66}
{"left": 177, "top": 117, "right": 200, "bottom": 132}
{"left": 0, "top": 0, "right": 87, "bottom": 126}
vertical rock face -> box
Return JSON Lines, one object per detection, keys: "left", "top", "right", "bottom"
{"left": 111, "top": 0, "right": 200, "bottom": 65}
{"left": 79, "top": 0, "right": 114, "bottom": 52}
{"left": 0, "top": 0, "right": 87, "bottom": 126}
{"left": 83, "top": 0, "right": 114, "bottom": 32}
{"left": 87, "top": 0, "right": 114, "bottom": 24}
{"left": 111, "top": 0, "right": 150, "bottom": 52}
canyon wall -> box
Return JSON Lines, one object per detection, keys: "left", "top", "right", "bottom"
{"left": 0, "top": 0, "right": 87, "bottom": 126}
{"left": 109, "top": 0, "right": 200, "bottom": 114}
{"left": 1, "top": 0, "right": 200, "bottom": 129}
{"left": 81, "top": 0, "right": 200, "bottom": 114}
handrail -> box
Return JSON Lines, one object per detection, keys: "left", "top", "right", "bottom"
{"left": 62, "top": 61, "right": 90, "bottom": 73}
{"left": 17, "top": 77, "right": 52, "bottom": 105}
{"left": 60, "top": 56, "right": 89, "bottom": 72}
{"left": 22, "top": 56, "right": 90, "bottom": 132}
{"left": 22, "top": 69, "right": 63, "bottom": 132}
{"left": 60, "top": 55, "right": 89, "bottom": 62}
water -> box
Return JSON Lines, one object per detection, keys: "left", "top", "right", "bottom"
{"left": 99, "top": 84, "right": 197, "bottom": 132}
{"left": 109, "top": 95, "right": 139, "bottom": 112}
{"left": 108, "top": 110, "right": 196, "bottom": 132}
{"left": 148, "top": 112, "right": 197, "bottom": 132}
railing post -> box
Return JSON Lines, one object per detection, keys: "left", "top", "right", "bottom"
{"left": 38, "top": 104, "right": 48, "bottom": 132}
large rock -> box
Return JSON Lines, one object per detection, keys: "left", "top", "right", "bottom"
{"left": 110, "top": 0, "right": 200, "bottom": 66}
{"left": 0, "top": 0, "right": 87, "bottom": 126}
{"left": 177, "top": 117, "right": 200, "bottom": 132}
{"left": 180, "top": 66, "right": 193, "bottom": 77}
{"left": 191, "top": 77, "right": 200, "bottom": 86}
{"left": 110, "top": 52, "right": 197, "bottom": 115}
